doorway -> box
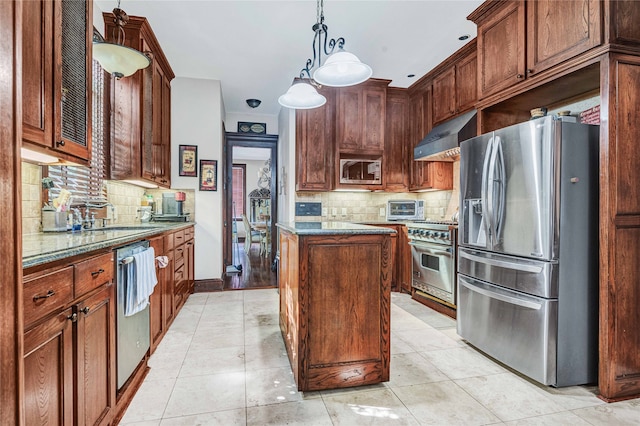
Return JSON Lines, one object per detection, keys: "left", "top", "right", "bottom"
{"left": 223, "top": 132, "right": 278, "bottom": 289}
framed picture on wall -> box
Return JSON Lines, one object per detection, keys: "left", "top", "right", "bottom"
{"left": 199, "top": 160, "right": 217, "bottom": 191}
{"left": 179, "top": 145, "right": 198, "bottom": 177}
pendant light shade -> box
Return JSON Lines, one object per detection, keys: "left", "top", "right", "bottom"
{"left": 93, "top": 2, "right": 151, "bottom": 79}
{"left": 278, "top": 83, "right": 327, "bottom": 109}
{"left": 279, "top": 0, "right": 372, "bottom": 110}
{"left": 93, "top": 42, "right": 151, "bottom": 79}
{"left": 313, "top": 51, "right": 373, "bottom": 87}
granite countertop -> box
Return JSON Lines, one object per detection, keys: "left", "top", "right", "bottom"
{"left": 23, "top": 223, "right": 193, "bottom": 269}
{"left": 277, "top": 221, "right": 397, "bottom": 236}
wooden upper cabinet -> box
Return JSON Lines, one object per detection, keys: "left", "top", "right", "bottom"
{"left": 608, "top": 0, "right": 640, "bottom": 46}
{"left": 432, "top": 67, "right": 456, "bottom": 125}
{"left": 106, "top": 14, "right": 174, "bottom": 188}
{"left": 473, "top": 0, "right": 526, "bottom": 99}
{"left": 22, "top": 0, "right": 92, "bottom": 164}
{"left": 431, "top": 41, "right": 477, "bottom": 126}
{"left": 471, "top": 0, "right": 602, "bottom": 99}
{"left": 336, "top": 80, "right": 388, "bottom": 153}
{"left": 296, "top": 87, "right": 335, "bottom": 192}
{"left": 385, "top": 89, "right": 409, "bottom": 192}
{"left": 456, "top": 50, "right": 478, "bottom": 113}
{"left": 526, "top": 0, "right": 602, "bottom": 76}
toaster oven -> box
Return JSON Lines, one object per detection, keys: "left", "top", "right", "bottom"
{"left": 387, "top": 200, "right": 425, "bottom": 221}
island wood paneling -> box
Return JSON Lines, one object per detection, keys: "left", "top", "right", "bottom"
{"left": 0, "top": 1, "right": 23, "bottom": 423}
{"left": 279, "top": 231, "right": 391, "bottom": 391}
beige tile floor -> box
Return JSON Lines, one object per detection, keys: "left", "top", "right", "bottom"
{"left": 120, "top": 290, "right": 640, "bottom": 425}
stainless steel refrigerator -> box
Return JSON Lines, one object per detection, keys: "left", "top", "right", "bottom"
{"left": 457, "top": 115, "right": 599, "bottom": 387}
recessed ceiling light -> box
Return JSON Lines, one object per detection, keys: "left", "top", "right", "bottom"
{"left": 407, "top": 74, "right": 415, "bottom": 78}
{"left": 458, "top": 34, "right": 470, "bottom": 41}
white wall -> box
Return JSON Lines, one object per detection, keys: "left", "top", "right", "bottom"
{"left": 172, "top": 77, "right": 224, "bottom": 280}
{"left": 277, "top": 108, "right": 296, "bottom": 223}
{"left": 225, "top": 112, "right": 279, "bottom": 135}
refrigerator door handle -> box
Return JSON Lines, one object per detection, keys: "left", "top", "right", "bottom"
{"left": 486, "top": 136, "right": 500, "bottom": 242}
{"left": 493, "top": 136, "right": 506, "bottom": 239}
{"left": 481, "top": 136, "right": 494, "bottom": 244}
{"left": 459, "top": 250, "right": 544, "bottom": 274}
{"left": 460, "top": 278, "right": 543, "bottom": 310}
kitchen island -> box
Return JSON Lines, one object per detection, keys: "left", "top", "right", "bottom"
{"left": 277, "top": 222, "right": 395, "bottom": 391}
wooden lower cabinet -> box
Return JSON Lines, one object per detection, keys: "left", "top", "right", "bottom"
{"left": 279, "top": 228, "right": 392, "bottom": 391}
{"left": 76, "top": 285, "right": 116, "bottom": 426}
{"left": 24, "top": 307, "right": 74, "bottom": 426}
{"left": 24, "top": 283, "right": 115, "bottom": 426}
{"left": 149, "top": 236, "right": 165, "bottom": 353}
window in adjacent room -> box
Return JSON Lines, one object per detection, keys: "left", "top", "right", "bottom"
{"left": 232, "top": 164, "right": 246, "bottom": 219}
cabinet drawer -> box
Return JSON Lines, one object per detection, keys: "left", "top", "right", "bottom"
{"left": 184, "top": 226, "right": 194, "bottom": 241}
{"left": 174, "top": 244, "right": 185, "bottom": 269}
{"left": 174, "top": 264, "right": 185, "bottom": 285}
{"left": 75, "top": 252, "right": 114, "bottom": 297}
{"left": 164, "top": 232, "right": 174, "bottom": 251}
{"left": 23, "top": 266, "right": 74, "bottom": 328}
{"left": 173, "top": 229, "right": 185, "bottom": 246}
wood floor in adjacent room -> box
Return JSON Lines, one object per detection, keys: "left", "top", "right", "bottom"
{"left": 221, "top": 239, "right": 277, "bottom": 291}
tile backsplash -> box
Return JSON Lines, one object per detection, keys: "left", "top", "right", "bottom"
{"left": 294, "top": 189, "right": 454, "bottom": 222}
{"left": 22, "top": 162, "right": 42, "bottom": 234}
{"left": 21, "top": 161, "right": 197, "bottom": 233}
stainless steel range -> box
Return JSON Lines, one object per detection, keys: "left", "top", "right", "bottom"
{"left": 406, "top": 221, "right": 457, "bottom": 306}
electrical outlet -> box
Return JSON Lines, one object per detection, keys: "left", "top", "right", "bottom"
{"left": 322, "top": 207, "right": 328, "bottom": 216}
{"left": 331, "top": 207, "right": 338, "bottom": 216}
{"left": 341, "top": 208, "right": 347, "bottom": 216}
{"left": 379, "top": 207, "right": 386, "bottom": 217}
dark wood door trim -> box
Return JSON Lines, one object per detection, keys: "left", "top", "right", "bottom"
{"left": 0, "top": 0, "right": 24, "bottom": 422}
{"left": 223, "top": 132, "right": 278, "bottom": 271}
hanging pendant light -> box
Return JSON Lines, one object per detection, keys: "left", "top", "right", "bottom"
{"left": 279, "top": 0, "right": 372, "bottom": 109}
{"left": 93, "top": 1, "right": 151, "bottom": 79}
{"left": 278, "top": 82, "right": 327, "bottom": 110}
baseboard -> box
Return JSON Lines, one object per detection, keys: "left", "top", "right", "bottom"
{"left": 194, "top": 279, "right": 224, "bottom": 292}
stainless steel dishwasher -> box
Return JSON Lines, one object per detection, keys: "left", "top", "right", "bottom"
{"left": 115, "top": 240, "right": 151, "bottom": 390}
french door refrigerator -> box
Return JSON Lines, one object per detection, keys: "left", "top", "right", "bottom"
{"left": 457, "top": 115, "right": 599, "bottom": 387}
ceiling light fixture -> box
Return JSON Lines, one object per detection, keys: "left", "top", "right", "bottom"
{"left": 246, "top": 99, "right": 262, "bottom": 108}
{"left": 93, "top": 0, "right": 151, "bottom": 79}
{"left": 278, "top": 0, "right": 372, "bottom": 109}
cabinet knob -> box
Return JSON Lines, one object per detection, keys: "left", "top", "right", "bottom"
{"left": 68, "top": 313, "right": 78, "bottom": 323}
{"left": 516, "top": 74, "right": 524, "bottom": 79}
{"left": 527, "top": 69, "right": 534, "bottom": 75}
{"left": 161, "top": 179, "right": 167, "bottom": 184}
{"left": 56, "top": 140, "right": 65, "bottom": 147}
{"left": 80, "top": 306, "right": 90, "bottom": 315}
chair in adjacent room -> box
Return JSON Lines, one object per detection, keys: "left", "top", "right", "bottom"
{"left": 242, "top": 214, "right": 261, "bottom": 253}
{"left": 260, "top": 225, "right": 271, "bottom": 258}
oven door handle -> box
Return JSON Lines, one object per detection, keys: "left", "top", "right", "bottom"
{"left": 408, "top": 242, "right": 452, "bottom": 255}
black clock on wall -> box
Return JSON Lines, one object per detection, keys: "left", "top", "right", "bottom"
{"left": 238, "top": 121, "right": 266, "bottom": 134}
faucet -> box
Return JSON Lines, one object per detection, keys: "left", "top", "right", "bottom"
{"left": 83, "top": 208, "right": 92, "bottom": 229}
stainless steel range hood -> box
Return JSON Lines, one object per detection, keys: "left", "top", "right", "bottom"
{"left": 414, "top": 110, "right": 477, "bottom": 161}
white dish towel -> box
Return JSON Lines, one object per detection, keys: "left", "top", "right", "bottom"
{"left": 124, "top": 247, "right": 158, "bottom": 317}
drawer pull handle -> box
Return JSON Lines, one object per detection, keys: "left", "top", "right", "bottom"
{"left": 91, "top": 268, "right": 105, "bottom": 277}
{"left": 33, "top": 290, "right": 55, "bottom": 301}
{"left": 80, "top": 306, "right": 90, "bottom": 315}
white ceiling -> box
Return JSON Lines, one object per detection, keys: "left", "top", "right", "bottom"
{"left": 95, "top": 0, "right": 483, "bottom": 117}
